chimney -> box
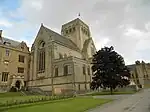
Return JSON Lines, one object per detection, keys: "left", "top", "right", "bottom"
{"left": 0, "top": 30, "right": 2, "bottom": 38}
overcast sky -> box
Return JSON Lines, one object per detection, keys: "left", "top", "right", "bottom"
{"left": 0, "top": 0, "right": 150, "bottom": 65}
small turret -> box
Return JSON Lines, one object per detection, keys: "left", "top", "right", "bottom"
{"left": 135, "top": 60, "right": 140, "bottom": 65}
{"left": 0, "top": 30, "right": 3, "bottom": 43}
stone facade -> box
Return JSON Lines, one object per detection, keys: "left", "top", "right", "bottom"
{"left": 0, "top": 30, "right": 30, "bottom": 92}
{"left": 26, "top": 18, "right": 96, "bottom": 94}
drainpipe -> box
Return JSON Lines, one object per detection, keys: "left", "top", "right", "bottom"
{"left": 85, "top": 64, "right": 87, "bottom": 91}
{"left": 51, "top": 41, "right": 54, "bottom": 96}
{"left": 72, "top": 58, "right": 76, "bottom": 96}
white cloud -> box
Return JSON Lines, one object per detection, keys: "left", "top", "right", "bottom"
{"left": 2, "top": 20, "right": 39, "bottom": 48}
{"left": 95, "top": 38, "right": 111, "bottom": 50}
{"left": 124, "top": 27, "right": 150, "bottom": 50}
{"left": 145, "top": 22, "right": 150, "bottom": 31}
{"left": 0, "top": 19, "right": 12, "bottom": 27}
{"left": 30, "top": 0, "right": 43, "bottom": 10}
{"left": 124, "top": 28, "right": 144, "bottom": 37}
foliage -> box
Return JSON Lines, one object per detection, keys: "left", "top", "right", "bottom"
{"left": 90, "top": 46, "right": 131, "bottom": 94}
{"left": 9, "top": 87, "right": 17, "bottom": 92}
{"left": 85, "top": 91, "right": 136, "bottom": 96}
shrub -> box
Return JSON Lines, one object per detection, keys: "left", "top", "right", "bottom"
{"left": 9, "top": 87, "right": 17, "bottom": 92}
{"left": 1, "top": 94, "right": 73, "bottom": 109}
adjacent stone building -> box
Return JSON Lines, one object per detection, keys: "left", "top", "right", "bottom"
{"left": 0, "top": 30, "right": 30, "bottom": 92}
{"left": 128, "top": 60, "right": 150, "bottom": 88}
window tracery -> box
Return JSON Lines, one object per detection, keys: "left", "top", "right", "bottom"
{"left": 37, "top": 41, "right": 45, "bottom": 73}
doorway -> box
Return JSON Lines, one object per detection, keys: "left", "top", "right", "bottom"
{"left": 15, "top": 80, "right": 21, "bottom": 90}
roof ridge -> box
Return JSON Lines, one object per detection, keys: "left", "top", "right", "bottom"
{"left": 43, "top": 25, "right": 80, "bottom": 51}
{"left": 62, "top": 18, "right": 89, "bottom": 28}
{"left": 2, "top": 37, "right": 21, "bottom": 43}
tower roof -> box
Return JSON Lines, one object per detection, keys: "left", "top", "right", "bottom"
{"left": 62, "top": 18, "right": 89, "bottom": 28}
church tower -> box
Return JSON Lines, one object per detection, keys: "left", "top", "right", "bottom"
{"left": 61, "top": 18, "right": 91, "bottom": 50}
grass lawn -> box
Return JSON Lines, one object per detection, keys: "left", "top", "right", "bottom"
{"left": 85, "top": 91, "right": 136, "bottom": 96}
{"left": 8, "top": 97, "right": 112, "bottom": 112}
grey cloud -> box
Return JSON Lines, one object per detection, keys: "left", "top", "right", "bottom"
{"left": 3, "top": 0, "right": 150, "bottom": 64}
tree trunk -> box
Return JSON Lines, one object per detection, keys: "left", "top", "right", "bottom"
{"left": 110, "top": 87, "right": 113, "bottom": 95}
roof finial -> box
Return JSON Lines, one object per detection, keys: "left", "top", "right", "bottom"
{"left": 78, "top": 13, "right": 81, "bottom": 18}
{"left": 0, "top": 30, "right": 2, "bottom": 38}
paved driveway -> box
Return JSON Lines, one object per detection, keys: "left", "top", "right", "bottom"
{"left": 87, "top": 89, "right": 150, "bottom": 112}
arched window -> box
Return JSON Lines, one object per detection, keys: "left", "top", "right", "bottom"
{"left": 21, "top": 43, "right": 24, "bottom": 49}
{"left": 87, "top": 66, "right": 90, "bottom": 75}
{"left": 54, "top": 66, "right": 58, "bottom": 77}
{"left": 64, "top": 54, "right": 67, "bottom": 58}
{"left": 66, "top": 30, "right": 68, "bottom": 34}
{"left": 37, "top": 41, "right": 45, "bottom": 73}
{"left": 69, "top": 28, "right": 72, "bottom": 32}
{"left": 83, "top": 65, "right": 86, "bottom": 75}
{"left": 64, "top": 65, "right": 68, "bottom": 76}
{"left": 42, "top": 42, "right": 45, "bottom": 47}
{"left": 39, "top": 41, "right": 45, "bottom": 49}
{"left": 73, "top": 27, "right": 75, "bottom": 31}
{"left": 85, "top": 30, "right": 87, "bottom": 34}
{"left": 59, "top": 53, "right": 63, "bottom": 59}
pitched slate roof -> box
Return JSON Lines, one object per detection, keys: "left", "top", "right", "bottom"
{"left": 127, "top": 64, "right": 136, "bottom": 71}
{"left": 62, "top": 18, "right": 89, "bottom": 28}
{"left": 1, "top": 37, "right": 21, "bottom": 47}
{"left": 43, "top": 25, "right": 80, "bottom": 51}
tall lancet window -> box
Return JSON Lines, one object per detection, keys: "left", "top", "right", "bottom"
{"left": 37, "top": 41, "right": 45, "bottom": 73}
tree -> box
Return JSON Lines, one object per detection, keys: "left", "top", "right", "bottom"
{"left": 90, "top": 46, "right": 131, "bottom": 94}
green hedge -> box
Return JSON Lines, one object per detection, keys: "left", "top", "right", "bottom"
{"left": 0, "top": 95, "right": 74, "bottom": 111}
{"left": 0, "top": 92, "right": 22, "bottom": 98}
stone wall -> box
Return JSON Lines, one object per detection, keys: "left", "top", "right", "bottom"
{"left": 53, "top": 43, "right": 82, "bottom": 59}
{"left": 117, "top": 85, "right": 138, "bottom": 92}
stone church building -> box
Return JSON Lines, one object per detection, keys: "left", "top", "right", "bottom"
{"left": 0, "top": 18, "right": 97, "bottom": 94}
{"left": 28, "top": 18, "right": 97, "bottom": 94}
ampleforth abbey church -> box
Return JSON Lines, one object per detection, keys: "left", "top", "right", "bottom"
{"left": 0, "top": 18, "right": 149, "bottom": 94}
